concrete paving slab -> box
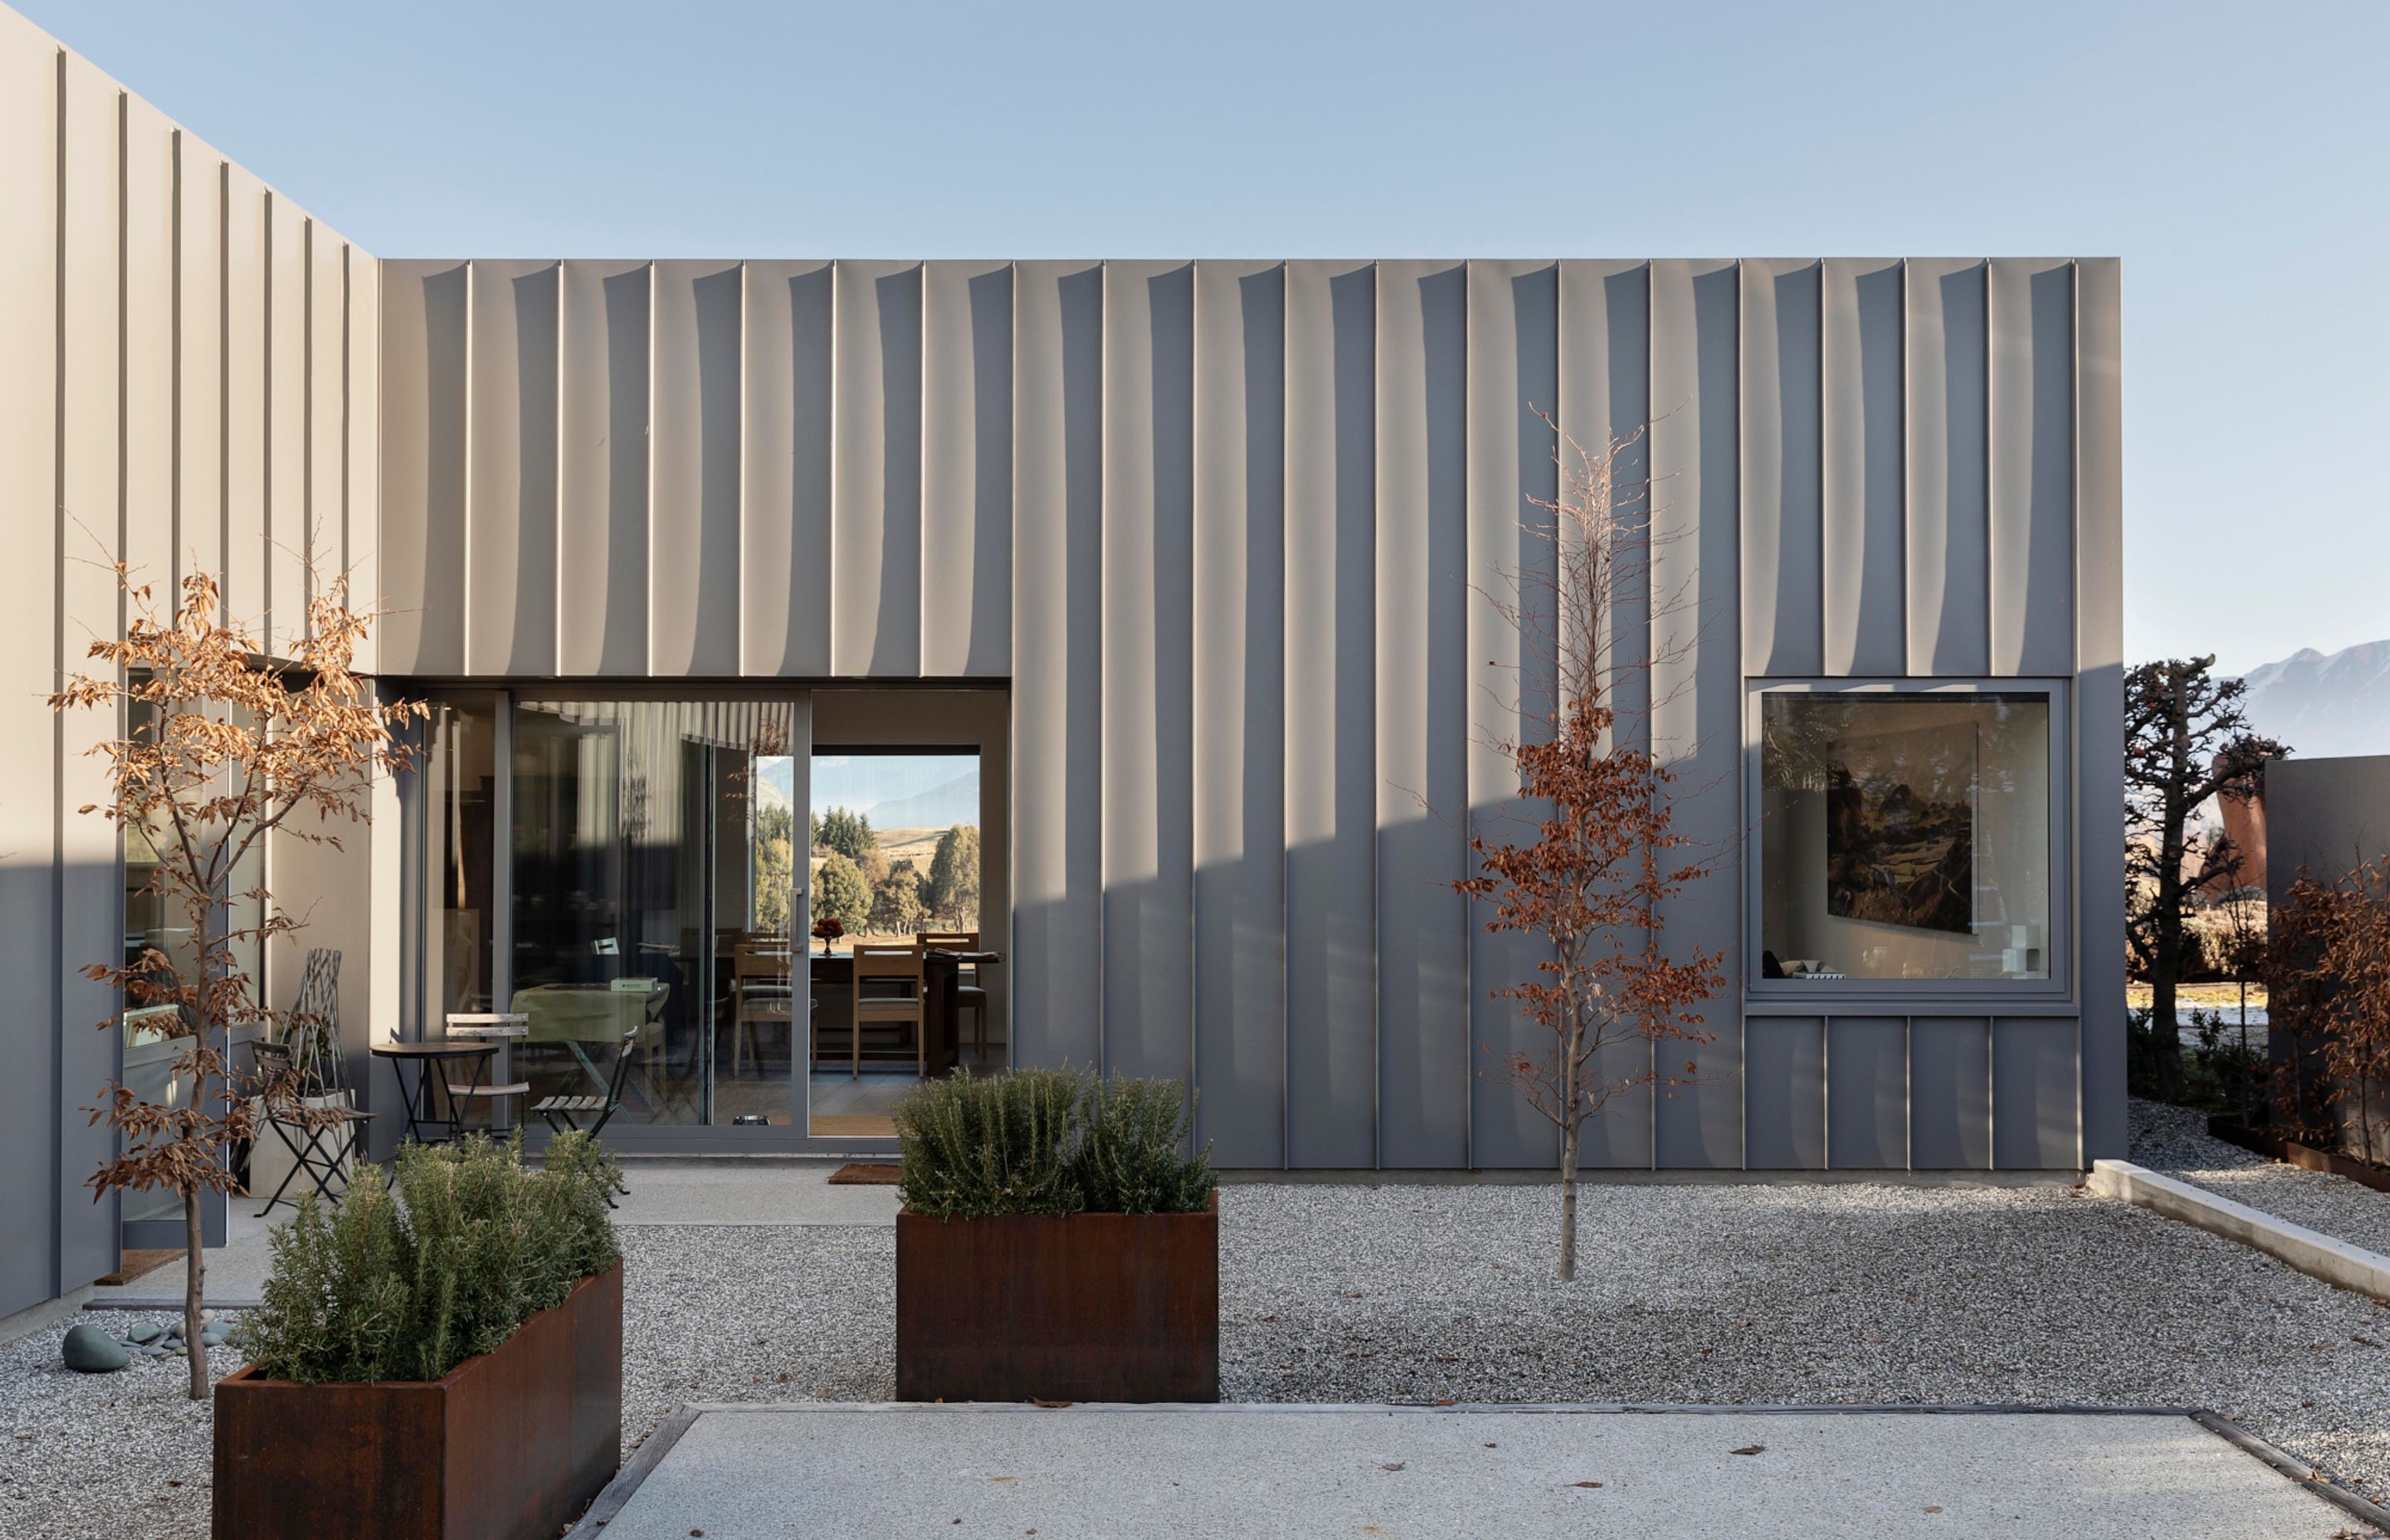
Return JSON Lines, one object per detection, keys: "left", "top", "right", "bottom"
{"left": 609, "top": 1162, "right": 899, "bottom": 1227}
{"left": 578, "top": 1403, "right": 2369, "bottom": 1540}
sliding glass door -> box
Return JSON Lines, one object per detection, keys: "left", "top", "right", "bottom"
{"left": 507, "top": 698, "right": 808, "bottom": 1130}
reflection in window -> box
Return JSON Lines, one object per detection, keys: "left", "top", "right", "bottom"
{"left": 807, "top": 753, "right": 981, "bottom": 952}
{"left": 1758, "top": 692, "right": 2051, "bottom": 982}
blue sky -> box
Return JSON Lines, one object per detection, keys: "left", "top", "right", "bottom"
{"left": 30, "top": 0, "right": 2386, "bottom": 675}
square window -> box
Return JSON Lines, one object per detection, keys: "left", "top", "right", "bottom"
{"left": 1757, "top": 690, "right": 2053, "bottom": 983}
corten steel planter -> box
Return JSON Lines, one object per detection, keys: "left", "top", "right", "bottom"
{"left": 212, "top": 1263, "right": 622, "bottom": 1540}
{"left": 896, "top": 1194, "right": 1218, "bottom": 1402}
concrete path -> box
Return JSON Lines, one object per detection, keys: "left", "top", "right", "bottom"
{"left": 84, "top": 1160, "right": 890, "bottom": 1309}
{"left": 578, "top": 1403, "right": 2372, "bottom": 1540}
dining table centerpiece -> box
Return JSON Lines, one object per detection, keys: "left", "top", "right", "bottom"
{"left": 811, "top": 914, "right": 845, "bottom": 955}
{"left": 892, "top": 1068, "right": 1217, "bottom": 1402}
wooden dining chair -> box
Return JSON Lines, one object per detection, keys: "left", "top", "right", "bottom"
{"left": 917, "top": 931, "right": 987, "bottom": 1058}
{"left": 729, "top": 940, "right": 794, "bottom": 1078}
{"left": 850, "top": 943, "right": 925, "bottom": 1079}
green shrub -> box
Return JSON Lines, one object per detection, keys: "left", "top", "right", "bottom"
{"left": 893, "top": 1068, "right": 1214, "bottom": 1219}
{"left": 237, "top": 1133, "right": 623, "bottom": 1384}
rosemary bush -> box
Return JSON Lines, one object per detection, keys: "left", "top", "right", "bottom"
{"left": 237, "top": 1133, "right": 623, "bottom": 1384}
{"left": 893, "top": 1068, "right": 1214, "bottom": 1218}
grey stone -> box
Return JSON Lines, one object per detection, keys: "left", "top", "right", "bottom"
{"left": 61, "top": 1324, "right": 128, "bottom": 1374}
{"left": 124, "top": 1322, "right": 161, "bottom": 1345}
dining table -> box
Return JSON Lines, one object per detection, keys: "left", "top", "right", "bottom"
{"left": 808, "top": 948, "right": 999, "bottom": 1074}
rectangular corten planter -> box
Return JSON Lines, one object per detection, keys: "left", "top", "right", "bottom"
{"left": 213, "top": 1263, "right": 622, "bottom": 1540}
{"left": 896, "top": 1194, "right": 1217, "bottom": 1402}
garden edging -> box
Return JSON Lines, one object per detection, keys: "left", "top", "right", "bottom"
{"left": 2088, "top": 1158, "right": 2390, "bottom": 1300}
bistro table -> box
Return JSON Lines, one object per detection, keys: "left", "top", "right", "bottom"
{"left": 370, "top": 1040, "right": 497, "bottom": 1145}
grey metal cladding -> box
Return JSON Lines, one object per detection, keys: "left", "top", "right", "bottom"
{"left": 1373, "top": 261, "right": 1471, "bottom": 1169}
{"left": 1282, "top": 258, "right": 1371, "bottom": 1171}
{"left": 1466, "top": 259, "right": 1560, "bottom": 1171}
{"left": 1648, "top": 258, "right": 1744, "bottom": 1170}
{"left": 1100, "top": 261, "right": 1197, "bottom": 1087}
{"left": 7, "top": 209, "right": 2123, "bottom": 1275}
{"left": 1009, "top": 261, "right": 1105, "bottom": 1072}
{"left": 4, "top": 12, "right": 378, "bottom": 1313}
{"left": 1200, "top": 259, "right": 1288, "bottom": 1169}
{"left": 558, "top": 258, "right": 652, "bottom": 676}
{"left": 1744, "top": 1016, "right": 1825, "bottom": 1169}
{"left": 1740, "top": 258, "right": 1823, "bottom": 679}
{"left": 1825, "top": 1017, "right": 1908, "bottom": 1169}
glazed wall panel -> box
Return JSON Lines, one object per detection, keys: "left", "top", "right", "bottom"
{"left": 1196, "top": 259, "right": 1287, "bottom": 1168}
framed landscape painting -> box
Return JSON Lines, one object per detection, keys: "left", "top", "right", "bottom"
{"left": 1823, "top": 721, "right": 1978, "bottom": 936}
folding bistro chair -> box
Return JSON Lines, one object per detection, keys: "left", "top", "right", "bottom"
{"left": 249, "top": 1040, "right": 374, "bottom": 1217}
{"left": 533, "top": 1016, "right": 641, "bottom": 1206}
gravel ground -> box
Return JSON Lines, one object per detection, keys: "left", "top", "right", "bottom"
{"left": 11, "top": 1173, "right": 2390, "bottom": 1539}
{"left": 2131, "top": 1096, "right": 2390, "bottom": 1258}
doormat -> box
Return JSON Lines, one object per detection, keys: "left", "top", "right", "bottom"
{"left": 98, "top": 1249, "right": 183, "bottom": 1286}
{"left": 827, "top": 1163, "right": 905, "bottom": 1187}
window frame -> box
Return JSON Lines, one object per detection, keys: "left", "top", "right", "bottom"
{"left": 1743, "top": 677, "right": 2073, "bottom": 1008}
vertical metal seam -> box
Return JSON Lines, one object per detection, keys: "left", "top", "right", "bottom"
{"left": 1980, "top": 257, "right": 1994, "bottom": 677}
{"left": 1820, "top": 1015, "right": 1832, "bottom": 1170}
{"left": 1280, "top": 261, "right": 1292, "bottom": 1172}
{"left": 553, "top": 261, "right": 566, "bottom": 676}
{"left": 462, "top": 260, "right": 476, "bottom": 672}
{"left": 1739, "top": 258, "right": 1758, "bottom": 1172}
{"left": 338, "top": 243, "right": 349, "bottom": 598}
{"left": 261, "top": 191, "right": 273, "bottom": 647}
{"left": 169, "top": 128, "right": 180, "bottom": 597}
{"left": 1893, "top": 260, "right": 1909, "bottom": 678}
{"left": 1460, "top": 259, "right": 1472, "bottom": 1174}
{"left": 737, "top": 261, "right": 750, "bottom": 676}
{"left": 298, "top": 220, "right": 314, "bottom": 628}
{"left": 1376, "top": 258, "right": 1395, "bottom": 1172}
{"left": 49, "top": 43, "right": 68, "bottom": 1297}
{"left": 215, "top": 160, "right": 226, "bottom": 615}
{"left": 2070, "top": 257, "right": 2086, "bottom": 1172}
{"left": 645, "top": 260, "right": 658, "bottom": 676}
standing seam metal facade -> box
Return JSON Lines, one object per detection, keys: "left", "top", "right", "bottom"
{"left": 375, "top": 251, "right": 2124, "bottom": 1175}
{"left": 0, "top": 0, "right": 2124, "bottom": 1328}
{"left": 1, "top": 7, "right": 381, "bottom": 1318}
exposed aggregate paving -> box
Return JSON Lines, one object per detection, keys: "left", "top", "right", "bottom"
{"left": 8, "top": 1118, "right": 2390, "bottom": 1538}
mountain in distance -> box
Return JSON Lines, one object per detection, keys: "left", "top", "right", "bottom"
{"left": 2237, "top": 640, "right": 2390, "bottom": 760}
{"left": 858, "top": 771, "right": 980, "bottom": 832}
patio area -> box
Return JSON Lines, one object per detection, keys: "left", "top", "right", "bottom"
{"left": 10, "top": 1104, "right": 2390, "bottom": 1538}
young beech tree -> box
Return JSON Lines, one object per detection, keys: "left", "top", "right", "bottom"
{"left": 2124, "top": 656, "right": 2285, "bottom": 1089}
{"left": 51, "top": 566, "right": 423, "bottom": 1400}
{"left": 2271, "top": 857, "right": 2390, "bottom": 1159}
{"left": 1456, "top": 421, "right": 1724, "bottom": 1281}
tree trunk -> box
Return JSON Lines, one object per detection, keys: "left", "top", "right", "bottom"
{"left": 1558, "top": 1118, "right": 1581, "bottom": 1283}
{"left": 183, "top": 1187, "right": 207, "bottom": 1401}
{"left": 2150, "top": 868, "right": 2184, "bottom": 1089}
{"left": 1557, "top": 1008, "right": 1582, "bottom": 1282}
